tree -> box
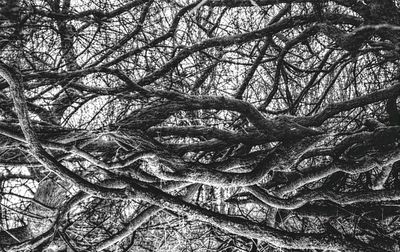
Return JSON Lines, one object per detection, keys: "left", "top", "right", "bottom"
{"left": 1, "top": 0, "right": 400, "bottom": 251}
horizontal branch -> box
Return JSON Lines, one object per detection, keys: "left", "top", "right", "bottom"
{"left": 296, "top": 83, "right": 400, "bottom": 127}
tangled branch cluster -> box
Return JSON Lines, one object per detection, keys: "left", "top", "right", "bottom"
{"left": 1, "top": 0, "right": 400, "bottom": 251}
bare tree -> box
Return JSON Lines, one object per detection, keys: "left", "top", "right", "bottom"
{"left": 1, "top": 0, "right": 400, "bottom": 251}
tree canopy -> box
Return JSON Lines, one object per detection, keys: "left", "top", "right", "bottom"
{"left": 1, "top": 0, "right": 400, "bottom": 251}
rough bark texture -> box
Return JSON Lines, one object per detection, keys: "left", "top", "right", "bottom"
{"left": 1, "top": 0, "right": 400, "bottom": 251}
